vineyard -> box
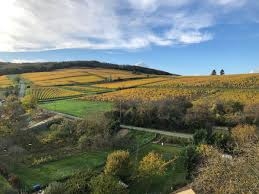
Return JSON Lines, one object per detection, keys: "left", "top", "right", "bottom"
{"left": 22, "top": 68, "right": 148, "bottom": 86}
{"left": 83, "top": 87, "right": 219, "bottom": 102}
{"left": 18, "top": 68, "right": 259, "bottom": 105}
{"left": 82, "top": 73, "right": 259, "bottom": 105}
{"left": 0, "top": 75, "right": 12, "bottom": 88}
{"left": 147, "top": 74, "right": 259, "bottom": 89}
{"left": 30, "top": 87, "right": 83, "bottom": 101}
{"left": 62, "top": 86, "right": 113, "bottom": 94}
{"left": 94, "top": 77, "right": 170, "bottom": 89}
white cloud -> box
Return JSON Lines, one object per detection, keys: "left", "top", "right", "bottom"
{"left": 0, "top": 0, "right": 256, "bottom": 52}
{"left": 249, "top": 68, "right": 259, "bottom": 74}
{"left": 11, "top": 59, "right": 45, "bottom": 63}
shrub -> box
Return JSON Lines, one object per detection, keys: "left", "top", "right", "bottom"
{"left": 104, "top": 150, "right": 131, "bottom": 180}
{"left": 44, "top": 182, "right": 66, "bottom": 194}
{"left": 8, "top": 174, "right": 21, "bottom": 189}
{"left": 89, "top": 174, "right": 129, "bottom": 194}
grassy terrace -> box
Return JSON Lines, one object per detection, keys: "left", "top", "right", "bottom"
{"left": 40, "top": 100, "right": 113, "bottom": 117}
{"left": 12, "top": 151, "right": 108, "bottom": 189}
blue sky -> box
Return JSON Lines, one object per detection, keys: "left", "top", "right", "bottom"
{"left": 0, "top": 0, "right": 259, "bottom": 75}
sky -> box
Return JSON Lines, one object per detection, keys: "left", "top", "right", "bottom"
{"left": 0, "top": 0, "right": 259, "bottom": 75}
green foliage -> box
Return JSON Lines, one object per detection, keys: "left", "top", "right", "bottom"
{"left": 182, "top": 146, "right": 199, "bottom": 180}
{"left": 89, "top": 174, "right": 129, "bottom": 194}
{"left": 194, "top": 129, "right": 209, "bottom": 145}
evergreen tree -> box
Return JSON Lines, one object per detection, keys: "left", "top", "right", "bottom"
{"left": 211, "top": 69, "right": 217, "bottom": 75}
{"left": 220, "top": 69, "right": 225, "bottom": 75}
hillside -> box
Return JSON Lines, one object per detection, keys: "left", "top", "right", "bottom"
{"left": 0, "top": 60, "right": 174, "bottom": 76}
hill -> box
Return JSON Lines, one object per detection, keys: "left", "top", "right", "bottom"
{"left": 0, "top": 60, "right": 174, "bottom": 76}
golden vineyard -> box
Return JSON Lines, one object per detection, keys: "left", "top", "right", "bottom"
{"left": 5, "top": 68, "right": 258, "bottom": 104}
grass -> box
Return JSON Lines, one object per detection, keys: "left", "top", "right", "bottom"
{"left": 12, "top": 151, "right": 108, "bottom": 189}
{"left": 40, "top": 99, "right": 113, "bottom": 117}
{"left": 130, "top": 143, "right": 187, "bottom": 194}
{"left": 128, "top": 130, "right": 157, "bottom": 147}
{"left": 0, "top": 175, "right": 12, "bottom": 193}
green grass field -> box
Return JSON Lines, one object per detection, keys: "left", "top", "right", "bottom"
{"left": 0, "top": 175, "right": 12, "bottom": 193}
{"left": 12, "top": 151, "right": 108, "bottom": 189}
{"left": 40, "top": 100, "right": 113, "bottom": 117}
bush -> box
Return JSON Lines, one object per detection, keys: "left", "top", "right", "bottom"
{"left": 8, "top": 174, "right": 21, "bottom": 189}
{"left": 89, "top": 174, "right": 129, "bottom": 194}
{"left": 44, "top": 182, "right": 66, "bottom": 194}
{"left": 104, "top": 150, "right": 131, "bottom": 180}
{"left": 65, "top": 169, "right": 96, "bottom": 194}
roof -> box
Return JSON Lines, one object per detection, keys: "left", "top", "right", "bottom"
{"left": 175, "top": 189, "right": 196, "bottom": 194}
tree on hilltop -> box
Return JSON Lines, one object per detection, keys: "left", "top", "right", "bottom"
{"left": 211, "top": 69, "right": 217, "bottom": 75}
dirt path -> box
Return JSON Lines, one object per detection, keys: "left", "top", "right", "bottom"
{"left": 121, "top": 125, "right": 193, "bottom": 139}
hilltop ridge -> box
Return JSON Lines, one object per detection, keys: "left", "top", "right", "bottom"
{"left": 0, "top": 60, "right": 175, "bottom": 76}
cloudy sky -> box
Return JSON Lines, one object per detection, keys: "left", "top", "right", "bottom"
{"left": 0, "top": 0, "right": 259, "bottom": 75}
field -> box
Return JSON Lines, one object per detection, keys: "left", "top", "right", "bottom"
{"left": 94, "top": 77, "right": 169, "bottom": 89}
{"left": 12, "top": 151, "right": 108, "bottom": 188}
{"left": 40, "top": 100, "right": 113, "bottom": 117}
{"left": 22, "top": 68, "right": 148, "bottom": 86}
{"left": 147, "top": 74, "right": 259, "bottom": 89}
{"left": 30, "top": 87, "right": 84, "bottom": 101}
{"left": 0, "top": 75, "right": 12, "bottom": 88}
{"left": 62, "top": 85, "right": 114, "bottom": 95}
{"left": 80, "top": 73, "right": 259, "bottom": 105}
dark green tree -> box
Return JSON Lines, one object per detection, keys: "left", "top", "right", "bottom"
{"left": 211, "top": 69, "right": 217, "bottom": 75}
{"left": 220, "top": 69, "right": 225, "bottom": 75}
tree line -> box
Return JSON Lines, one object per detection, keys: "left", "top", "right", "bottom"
{"left": 0, "top": 61, "right": 173, "bottom": 76}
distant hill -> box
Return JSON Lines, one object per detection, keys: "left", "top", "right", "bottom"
{"left": 0, "top": 61, "right": 175, "bottom": 76}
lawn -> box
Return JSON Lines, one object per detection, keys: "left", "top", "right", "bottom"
{"left": 12, "top": 151, "right": 108, "bottom": 189}
{"left": 40, "top": 99, "right": 113, "bottom": 117}
{"left": 130, "top": 143, "right": 188, "bottom": 194}
{"left": 0, "top": 175, "right": 12, "bottom": 193}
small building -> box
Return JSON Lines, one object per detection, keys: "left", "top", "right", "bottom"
{"left": 172, "top": 186, "right": 196, "bottom": 194}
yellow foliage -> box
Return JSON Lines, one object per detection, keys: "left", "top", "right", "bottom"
{"left": 0, "top": 75, "right": 12, "bottom": 88}
{"left": 94, "top": 77, "right": 170, "bottom": 89}
{"left": 30, "top": 87, "right": 83, "bottom": 100}
{"left": 138, "top": 151, "right": 167, "bottom": 177}
{"left": 231, "top": 124, "right": 257, "bottom": 144}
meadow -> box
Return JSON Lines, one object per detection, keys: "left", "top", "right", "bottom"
{"left": 40, "top": 99, "right": 113, "bottom": 117}
{"left": 12, "top": 151, "right": 108, "bottom": 188}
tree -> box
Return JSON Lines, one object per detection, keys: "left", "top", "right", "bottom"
{"left": 21, "top": 95, "right": 37, "bottom": 110}
{"left": 65, "top": 169, "right": 96, "bottom": 194}
{"left": 193, "top": 129, "right": 209, "bottom": 145}
{"left": 183, "top": 146, "right": 200, "bottom": 179}
{"left": 193, "top": 142, "right": 259, "bottom": 194}
{"left": 138, "top": 151, "right": 167, "bottom": 178}
{"left": 89, "top": 174, "right": 128, "bottom": 194}
{"left": 220, "top": 69, "right": 225, "bottom": 75}
{"left": 211, "top": 69, "right": 217, "bottom": 75}
{"left": 104, "top": 150, "right": 131, "bottom": 180}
